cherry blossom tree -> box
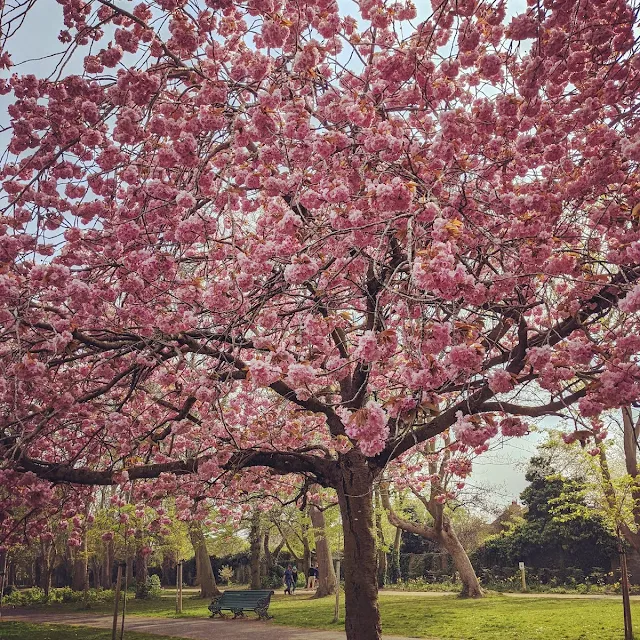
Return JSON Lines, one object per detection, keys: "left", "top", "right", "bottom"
{"left": 380, "top": 434, "right": 485, "bottom": 597}
{"left": 1, "top": 0, "right": 640, "bottom": 637}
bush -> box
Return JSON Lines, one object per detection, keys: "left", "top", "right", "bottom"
{"left": 4, "top": 587, "right": 44, "bottom": 606}
{"left": 136, "top": 575, "right": 162, "bottom": 599}
{"left": 146, "top": 574, "right": 162, "bottom": 598}
{"left": 219, "top": 565, "right": 234, "bottom": 584}
{"left": 261, "top": 565, "right": 285, "bottom": 589}
{"left": 3, "top": 587, "right": 116, "bottom": 607}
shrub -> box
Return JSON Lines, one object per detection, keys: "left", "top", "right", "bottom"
{"left": 219, "top": 565, "right": 234, "bottom": 584}
{"left": 134, "top": 575, "right": 162, "bottom": 600}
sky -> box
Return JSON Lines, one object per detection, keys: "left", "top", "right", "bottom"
{"left": 1, "top": 0, "right": 540, "bottom": 513}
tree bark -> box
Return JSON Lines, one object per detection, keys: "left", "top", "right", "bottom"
{"left": 189, "top": 522, "right": 220, "bottom": 598}
{"left": 309, "top": 503, "right": 336, "bottom": 597}
{"left": 102, "top": 539, "right": 114, "bottom": 588}
{"left": 438, "top": 525, "right": 482, "bottom": 597}
{"left": 301, "top": 517, "right": 311, "bottom": 581}
{"left": 263, "top": 529, "right": 274, "bottom": 570}
{"left": 623, "top": 407, "right": 640, "bottom": 532}
{"left": 91, "top": 557, "right": 101, "bottom": 589}
{"left": 336, "top": 453, "right": 382, "bottom": 640}
{"left": 389, "top": 527, "right": 402, "bottom": 583}
{"left": 38, "top": 541, "right": 53, "bottom": 597}
{"left": 71, "top": 545, "right": 88, "bottom": 592}
{"left": 126, "top": 550, "right": 134, "bottom": 587}
{"left": 374, "top": 490, "right": 387, "bottom": 588}
{"left": 249, "top": 510, "right": 263, "bottom": 590}
{"left": 134, "top": 530, "right": 148, "bottom": 599}
{"left": 162, "top": 551, "right": 176, "bottom": 587}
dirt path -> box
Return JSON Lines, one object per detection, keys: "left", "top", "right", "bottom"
{"left": 1, "top": 610, "right": 416, "bottom": 640}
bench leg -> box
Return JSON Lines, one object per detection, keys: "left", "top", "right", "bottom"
{"left": 256, "top": 607, "right": 272, "bottom": 620}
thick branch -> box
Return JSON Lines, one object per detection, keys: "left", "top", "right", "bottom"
{"left": 225, "top": 449, "right": 337, "bottom": 487}
{"left": 379, "top": 482, "right": 438, "bottom": 541}
{"left": 16, "top": 456, "right": 202, "bottom": 485}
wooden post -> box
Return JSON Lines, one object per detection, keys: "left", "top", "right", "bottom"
{"left": 112, "top": 563, "right": 124, "bottom": 640}
{"left": 333, "top": 559, "right": 340, "bottom": 623}
{"left": 120, "top": 560, "right": 128, "bottom": 640}
{"left": 518, "top": 562, "right": 527, "bottom": 592}
{"left": 176, "top": 561, "right": 183, "bottom": 614}
{"left": 619, "top": 534, "right": 634, "bottom": 640}
{"left": 0, "top": 550, "right": 8, "bottom": 620}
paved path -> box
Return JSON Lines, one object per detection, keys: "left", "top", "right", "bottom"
{"left": 1, "top": 611, "right": 418, "bottom": 640}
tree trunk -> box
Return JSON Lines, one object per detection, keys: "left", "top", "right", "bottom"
{"left": 91, "top": 557, "right": 101, "bottom": 589}
{"left": 309, "top": 503, "right": 336, "bottom": 597}
{"left": 249, "top": 510, "right": 262, "bottom": 590}
{"left": 389, "top": 527, "right": 402, "bottom": 583}
{"left": 34, "top": 555, "right": 42, "bottom": 590}
{"left": 380, "top": 482, "right": 483, "bottom": 598}
{"left": 102, "top": 539, "right": 114, "bottom": 588}
{"left": 38, "top": 542, "right": 53, "bottom": 597}
{"left": 189, "top": 522, "right": 220, "bottom": 598}
{"left": 438, "top": 526, "right": 482, "bottom": 598}
{"left": 134, "top": 530, "right": 148, "bottom": 599}
{"left": 126, "top": 550, "right": 134, "bottom": 587}
{"left": 336, "top": 453, "right": 381, "bottom": 640}
{"left": 162, "top": 551, "right": 176, "bottom": 587}
{"left": 71, "top": 545, "right": 88, "bottom": 592}
{"left": 264, "top": 529, "right": 273, "bottom": 570}
{"left": 8, "top": 560, "right": 16, "bottom": 587}
{"left": 623, "top": 407, "right": 640, "bottom": 531}
{"left": 374, "top": 490, "right": 387, "bottom": 588}
{"left": 301, "top": 518, "right": 311, "bottom": 581}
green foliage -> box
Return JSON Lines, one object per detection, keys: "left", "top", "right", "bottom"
{"left": 385, "top": 578, "right": 462, "bottom": 592}
{"left": 219, "top": 564, "right": 234, "bottom": 584}
{"left": 262, "top": 564, "right": 286, "bottom": 588}
{"left": 146, "top": 574, "right": 163, "bottom": 598}
{"left": 474, "top": 456, "right": 617, "bottom": 573}
{"left": 3, "top": 587, "right": 116, "bottom": 606}
{"left": 136, "top": 574, "right": 162, "bottom": 600}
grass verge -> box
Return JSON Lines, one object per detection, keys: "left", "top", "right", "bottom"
{"left": 9, "top": 590, "right": 639, "bottom": 639}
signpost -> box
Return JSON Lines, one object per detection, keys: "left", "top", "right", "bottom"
{"left": 518, "top": 562, "right": 527, "bottom": 592}
{"left": 176, "top": 561, "right": 183, "bottom": 614}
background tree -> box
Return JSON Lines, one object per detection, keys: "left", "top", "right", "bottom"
{"left": 380, "top": 437, "right": 484, "bottom": 597}
{"left": 476, "top": 456, "right": 617, "bottom": 573}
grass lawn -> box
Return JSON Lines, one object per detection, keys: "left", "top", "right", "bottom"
{"left": 0, "top": 621, "right": 184, "bottom": 640}
{"left": 13, "top": 590, "right": 640, "bottom": 639}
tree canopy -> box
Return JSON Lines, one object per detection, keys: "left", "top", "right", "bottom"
{"left": 1, "top": 0, "right": 640, "bottom": 637}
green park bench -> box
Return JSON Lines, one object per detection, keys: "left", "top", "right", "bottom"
{"left": 208, "top": 589, "right": 274, "bottom": 620}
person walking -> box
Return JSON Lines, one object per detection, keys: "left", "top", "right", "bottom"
{"left": 291, "top": 563, "right": 299, "bottom": 593}
{"left": 283, "top": 565, "right": 294, "bottom": 595}
{"left": 306, "top": 563, "right": 316, "bottom": 589}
